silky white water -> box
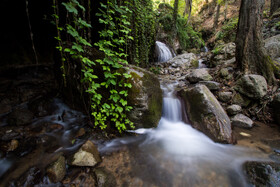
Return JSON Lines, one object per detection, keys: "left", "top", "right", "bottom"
{"left": 156, "top": 41, "right": 174, "bottom": 62}
{"left": 99, "top": 83, "right": 267, "bottom": 186}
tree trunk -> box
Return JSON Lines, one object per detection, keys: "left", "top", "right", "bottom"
{"left": 172, "top": 0, "right": 179, "bottom": 40}
{"left": 213, "top": 1, "right": 220, "bottom": 30}
{"left": 271, "top": 0, "right": 280, "bottom": 16}
{"left": 224, "top": 0, "right": 228, "bottom": 22}
{"left": 236, "top": 0, "right": 275, "bottom": 84}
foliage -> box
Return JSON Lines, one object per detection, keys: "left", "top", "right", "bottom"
{"left": 216, "top": 17, "right": 238, "bottom": 42}
{"left": 53, "top": 0, "right": 134, "bottom": 132}
{"left": 149, "top": 66, "right": 161, "bottom": 74}
{"left": 276, "top": 21, "right": 280, "bottom": 29}
{"left": 126, "top": 0, "right": 156, "bottom": 66}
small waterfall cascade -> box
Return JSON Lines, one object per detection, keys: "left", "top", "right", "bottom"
{"left": 99, "top": 82, "right": 268, "bottom": 186}
{"left": 155, "top": 41, "right": 174, "bottom": 62}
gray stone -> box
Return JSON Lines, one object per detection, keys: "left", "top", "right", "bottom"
{"left": 186, "top": 68, "right": 213, "bottom": 83}
{"left": 224, "top": 57, "right": 236, "bottom": 66}
{"left": 265, "top": 34, "right": 280, "bottom": 59}
{"left": 234, "top": 74, "right": 267, "bottom": 99}
{"left": 126, "top": 65, "right": 162, "bottom": 128}
{"left": 226, "top": 105, "right": 242, "bottom": 116}
{"left": 47, "top": 156, "right": 66, "bottom": 183}
{"left": 220, "top": 68, "right": 229, "bottom": 77}
{"left": 168, "top": 53, "right": 198, "bottom": 69}
{"left": 232, "top": 93, "right": 251, "bottom": 107}
{"left": 231, "top": 114, "right": 253, "bottom": 129}
{"left": 8, "top": 108, "right": 34, "bottom": 126}
{"left": 70, "top": 140, "right": 101, "bottom": 167}
{"left": 179, "top": 85, "right": 233, "bottom": 143}
{"left": 198, "top": 81, "right": 220, "bottom": 91}
{"left": 218, "top": 91, "right": 233, "bottom": 102}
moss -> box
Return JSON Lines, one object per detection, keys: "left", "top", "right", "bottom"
{"left": 191, "top": 59, "right": 199, "bottom": 68}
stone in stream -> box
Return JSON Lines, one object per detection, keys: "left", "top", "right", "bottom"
{"left": 47, "top": 155, "right": 66, "bottom": 183}
{"left": 70, "top": 140, "right": 101, "bottom": 167}
{"left": 186, "top": 68, "right": 213, "bottom": 83}
{"left": 179, "top": 85, "right": 233, "bottom": 143}
{"left": 198, "top": 81, "right": 220, "bottom": 91}
{"left": 94, "top": 167, "right": 117, "bottom": 187}
{"left": 226, "top": 105, "right": 242, "bottom": 116}
{"left": 218, "top": 91, "right": 233, "bottom": 102}
{"left": 168, "top": 53, "right": 199, "bottom": 69}
{"left": 234, "top": 74, "right": 267, "bottom": 99}
{"left": 125, "top": 65, "right": 162, "bottom": 128}
{"left": 231, "top": 114, "right": 253, "bottom": 129}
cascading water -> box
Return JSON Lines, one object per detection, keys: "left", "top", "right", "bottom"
{"left": 99, "top": 82, "right": 268, "bottom": 186}
{"left": 155, "top": 41, "right": 174, "bottom": 62}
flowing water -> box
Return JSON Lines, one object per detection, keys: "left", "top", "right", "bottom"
{"left": 155, "top": 41, "right": 174, "bottom": 62}
{"left": 99, "top": 83, "right": 269, "bottom": 187}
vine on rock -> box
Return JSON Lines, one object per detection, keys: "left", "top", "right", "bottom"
{"left": 53, "top": 0, "right": 134, "bottom": 132}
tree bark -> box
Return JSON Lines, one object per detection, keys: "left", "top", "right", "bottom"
{"left": 213, "top": 1, "right": 220, "bottom": 30}
{"left": 271, "top": 0, "right": 280, "bottom": 16}
{"left": 236, "top": 0, "right": 275, "bottom": 84}
{"left": 172, "top": 0, "right": 179, "bottom": 40}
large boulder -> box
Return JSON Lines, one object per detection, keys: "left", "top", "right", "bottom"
{"left": 168, "top": 53, "right": 198, "bottom": 69}
{"left": 234, "top": 75, "right": 268, "bottom": 99}
{"left": 186, "top": 68, "right": 213, "bottom": 83}
{"left": 265, "top": 34, "right": 280, "bottom": 59}
{"left": 179, "top": 85, "right": 233, "bottom": 143}
{"left": 70, "top": 140, "right": 101, "bottom": 167}
{"left": 126, "top": 66, "right": 162, "bottom": 128}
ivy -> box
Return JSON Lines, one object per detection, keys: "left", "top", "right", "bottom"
{"left": 53, "top": 0, "right": 134, "bottom": 133}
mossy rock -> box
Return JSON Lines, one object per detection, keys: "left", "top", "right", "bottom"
{"left": 125, "top": 65, "right": 162, "bottom": 129}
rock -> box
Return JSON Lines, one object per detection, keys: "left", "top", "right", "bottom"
{"left": 8, "top": 108, "right": 34, "bottom": 126}
{"left": 198, "top": 81, "right": 220, "bottom": 91}
{"left": 231, "top": 114, "right": 253, "bottom": 129}
{"left": 234, "top": 74, "right": 267, "bottom": 99}
{"left": 219, "top": 68, "right": 229, "bottom": 77}
{"left": 63, "top": 170, "right": 97, "bottom": 186}
{"left": 224, "top": 57, "right": 236, "bottom": 66}
{"left": 168, "top": 53, "right": 198, "bottom": 69}
{"left": 265, "top": 34, "right": 280, "bottom": 59}
{"left": 8, "top": 139, "right": 19, "bottom": 152}
{"left": 179, "top": 85, "right": 233, "bottom": 143}
{"left": 94, "top": 167, "right": 117, "bottom": 187}
{"left": 226, "top": 105, "right": 242, "bottom": 116}
{"left": 232, "top": 93, "right": 251, "bottom": 107}
{"left": 186, "top": 68, "right": 213, "bottom": 83}
{"left": 211, "top": 43, "right": 236, "bottom": 66}
{"left": 47, "top": 156, "right": 66, "bottom": 183}
{"left": 70, "top": 140, "right": 101, "bottom": 167}
{"left": 218, "top": 91, "right": 233, "bottom": 102}
{"left": 244, "top": 161, "right": 280, "bottom": 187}
{"left": 126, "top": 66, "right": 162, "bottom": 128}
{"left": 272, "top": 93, "right": 280, "bottom": 125}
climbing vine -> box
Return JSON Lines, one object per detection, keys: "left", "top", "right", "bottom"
{"left": 53, "top": 0, "right": 134, "bottom": 132}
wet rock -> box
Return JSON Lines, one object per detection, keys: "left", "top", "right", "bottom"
{"left": 234, "top": 75, "right": 267, "bottom": 99}
{"left": 219, "top": 68, "right": 229, "bottom": 77}
{"left": 168, "top": 53, "right": 198, "bottom": 69}
{"left": 63, "top": 169, "right": 97, "bottom": 186}
{"left": 75, "top": 128, "right": 86, "bottom": 138}
{"left": 198, "top": 81, "right": 220, "bottom": 91}
{"left": 186, "top": 68, "right": 213, "bottom": 83}
{"left": 179, "top": 85, "right": 233, "bottom": 143}
{"left": 28, "top": 97, "right": 57, "bottom": 117}
{"left": 94, "top": 167, "right": 117, "bottom": 187}
{"left": 8, "top": 108, "right": 34, "bottom": 126}
{"left": 218, "top": 91, "right": 233, "bottom": 102}
{"left": 226, "top": 105, "right": 242, "bottom": 116}
{"left": 272, "top": 93, "right": 280, "bottom": 125}
{"left": 7, "top": 139, "right": 19, "bottom": 152}
{"left": 232, "top": 93, "right": 251, "bottom": 107}
{"left": 265, "top": 34, "right": 280, "bottom": 59}
{"left": 70, "top": 140, "right": 101, "bottom": 167}
{"left": 47, "top": 156, "right": 66, "bottom": 183}
{"left": 231, "top": 114, "right": 253, "bottom": 129}
{"left": 244, "top": 161, "right": 280, "bottom": 187}
{"left": 125, "top": 65, "right": 162, "bottom": 128}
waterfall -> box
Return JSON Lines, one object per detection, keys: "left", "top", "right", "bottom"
{"left": 155, "top": 41, "right": 174, "bottom": 62}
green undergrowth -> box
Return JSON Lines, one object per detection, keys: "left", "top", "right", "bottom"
{"left": 216, "top": 17, "right": 239, "bottom": 42}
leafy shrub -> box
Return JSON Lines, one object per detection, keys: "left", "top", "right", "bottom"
{"left": 216, "top": 17, "right": 239, "bottom": 42}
